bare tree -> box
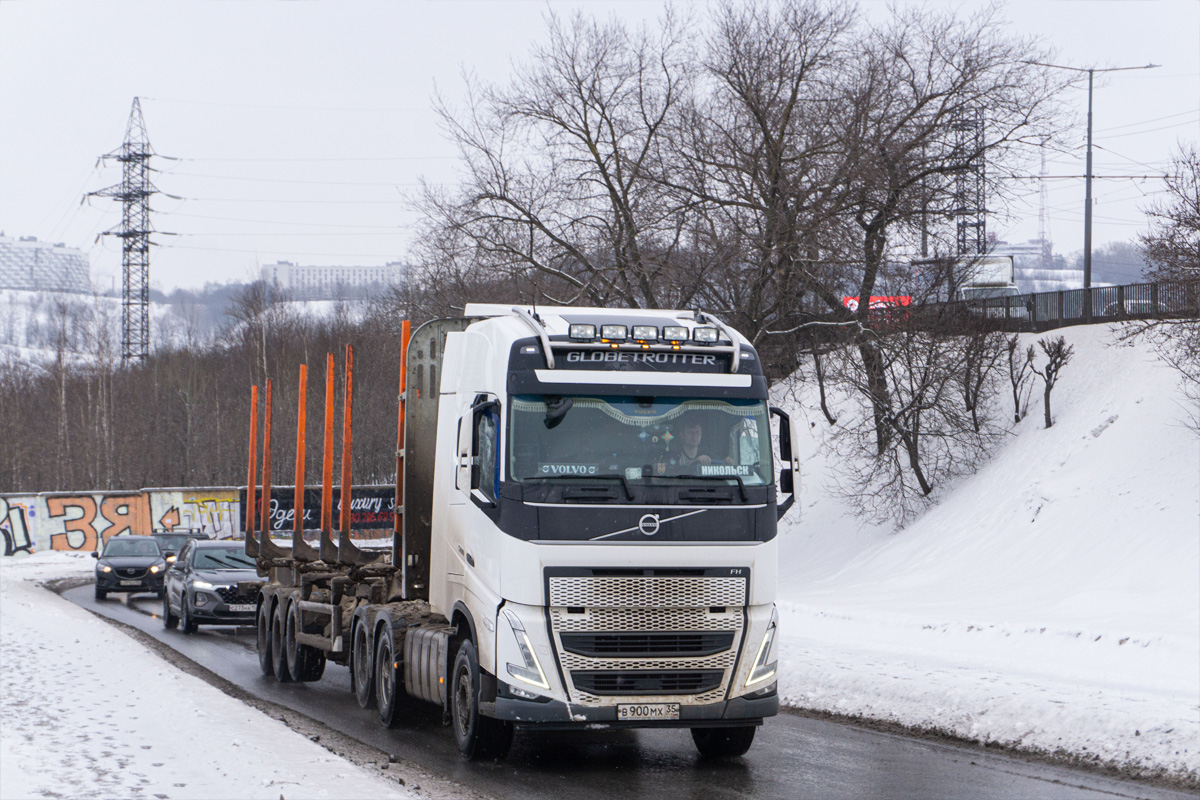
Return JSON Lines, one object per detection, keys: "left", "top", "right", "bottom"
{"left": 419, "top": 8, "right": 702, "bottom": 309}
{"left": 1028, "top": 336, "right": 1073, "bottom": 429}
{"left": 1124, "top": 145, "right": 1200, "bottom": 428}
{"left": 1006, "top": 334, "right": 1034, "bottom": 424}
{"left": 960, "top": 326, "right": 1007, "bottom": 433}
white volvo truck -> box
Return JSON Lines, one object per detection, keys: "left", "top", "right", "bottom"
{"left": 247, "top": 305, "right": 801, "bottom": 761}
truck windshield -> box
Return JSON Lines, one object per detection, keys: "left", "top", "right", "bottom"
{"left": 509, "top": 395, "right": 773, "bottom": 487}
{"left": 961, "top": 286, "right": 1019, "bottom": 300}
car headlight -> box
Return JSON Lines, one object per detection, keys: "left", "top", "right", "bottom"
{"left": 192, "top": 579, "right": 214, "bottom": 589}
{"left": 150, "top": 564, "right": 163, "bottom": 574}
{"left": 166, "top": 555, "right": 176, "bottom": 563}
{"left": 501, "top": 609, "right": 549, "bottom": 690}
{"left": 746, "top": 607, "right": 778, "bottom": 688}
{"left": 194, "top": 592, "right": 209, "bottom": 607}
{"left": 99, "top": 565, "right": 113, "bottom": 573}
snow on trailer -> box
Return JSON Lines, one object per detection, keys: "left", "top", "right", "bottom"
{"left": 244, "top": 307, "right": 802, "bottom": 762}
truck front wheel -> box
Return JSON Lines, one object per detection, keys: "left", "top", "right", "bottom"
{"left": 691, "top": 725, "right": 756, "bottom": 758}
{"left": 450, "top": 639, "right": 513, "bottom": 761}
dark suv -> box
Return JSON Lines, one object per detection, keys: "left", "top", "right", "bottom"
{"left": 152, "top": 530, "right": 210, "bottom": 564}
{"left": 163, "top": 540, "right": 260, "bottom": 633}
{"left": 93, "top": 536, "right": 168, "bottom": 600}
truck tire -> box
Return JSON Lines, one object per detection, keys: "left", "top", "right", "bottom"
{"left": 351, "top": 621, "right": 375, "bottom": 709}
{"left": 256, "top": 600, "right": 274, "bottom": 676}
{"left": 94, "top": 585, "right": 106, "bottom": 601}
{"left": 285, "top": 600, "right": 326, "bottom": 682}
{"left": 691, "top": 725, "right": 756, "bottom": 758}
{"left": 450, "top": 639, "right": 513, "bottom": 761}
{"left": 162, "top": 593, "right": 178, "bottom": 630}
{"left": 180, "top": 595, "right": 198, "bottom": 634}
{"left": 271, "top": 601, "right": 293, "bottom": 683}
{"left": 374, "top": 625, "right": 408, "bottom": 728}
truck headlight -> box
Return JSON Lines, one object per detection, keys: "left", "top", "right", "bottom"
{"left": 746, "top": 608, "right": 778, "bottom": 688}
{"left": 501, "top": 609, "right": 549, "bottom": 690}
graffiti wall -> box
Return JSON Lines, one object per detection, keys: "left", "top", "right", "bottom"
{"left": 0, "top": 487, "right": 243, "bottom": 554}
{"left": 0, "top": 484, "right": 394, "bottom": 554}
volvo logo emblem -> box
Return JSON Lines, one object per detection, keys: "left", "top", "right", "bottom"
{"left": 638, "top": 514, "right": 660, "bottom": 536}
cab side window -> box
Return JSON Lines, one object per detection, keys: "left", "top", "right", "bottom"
{"left": 475, "top": 407, "right": 498, "bottom": 503}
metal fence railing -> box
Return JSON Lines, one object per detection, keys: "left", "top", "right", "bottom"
{"left": 944, "top": 281, "right": 1199, "bottom": 333}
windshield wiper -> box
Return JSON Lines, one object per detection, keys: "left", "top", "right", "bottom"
{"left": 663, "top": 473, "right": 748, "bottom": 502}
{"left": 537, "top": 474, "right": 634, "bottom": 500}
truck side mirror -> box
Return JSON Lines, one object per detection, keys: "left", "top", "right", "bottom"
{"left": 769, "top": 406, "right": 802, "bottom": 521}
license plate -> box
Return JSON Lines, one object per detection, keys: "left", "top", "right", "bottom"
{"left": 119, "top": 580, "right": 140, "bottom": 586}
{"left": 228, "top": 603, "right": 255, "bottom": 612}
{"left": 617, "top": 703, "right": 680, "bottom": 721}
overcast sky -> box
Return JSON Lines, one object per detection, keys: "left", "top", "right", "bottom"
{"left": 1, "top": 0, "right": 1196, "bottom": 293}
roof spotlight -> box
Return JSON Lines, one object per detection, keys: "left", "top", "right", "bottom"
{"left": 569, "top": 324, "right": 597, "bottom": 340}
{"left": 693, "top": 326, "right": 719, "bottom": 343}
{"left": 631, "top": 326, "right": 658, "bottom": 341}
{"left": 600, "top": 325, "right": 628, "bottom": 341}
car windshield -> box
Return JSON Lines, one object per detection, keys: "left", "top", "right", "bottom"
{"left": 103, "top": 538, "right": 161, "bottom": 558}
{"left": 509, "top": 395, "right": 773, "bottom": 486}
{"left": 194, "top": 548, "right": 256, "bottom": 570}
{"left": 154, "top": 534, "right": 190, "bottom": 550}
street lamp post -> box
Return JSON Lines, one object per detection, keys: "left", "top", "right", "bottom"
{"left": 1025, "top": 61, "right": 1160, "bottom": 320}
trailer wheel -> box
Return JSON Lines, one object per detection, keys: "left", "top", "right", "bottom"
{"left": 285, "top": 600, "right": 326, "bottom": 682}
{"left": 450, "top": 639, "right": 513, "bottom": 761}
{"left": 351, "top": 621, "right": 375, "bottom": 709}
{"left": 691, "top": 726, "right": 756, "bottom": 758}
{"left": 374, "top": 625, "right": 409, "bottom": 728}
{"left": 271, "top": 601, "right": 293, "bottom": 683}
{"left": 162, "top": 592, "right": 178, "bottom": 630}
{"left": 256, "top": 599, "right": 274, "bottom": 676}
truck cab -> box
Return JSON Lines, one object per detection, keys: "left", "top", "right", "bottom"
{"left": 412, "top": 305, "right": 800, "bottom": 758}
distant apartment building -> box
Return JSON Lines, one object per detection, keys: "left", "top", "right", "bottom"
{"left": 260, "top": 261, "right": 409, "bottom": 300}
{"left": 0, "top": 233, "right": 91, "bottom": 293}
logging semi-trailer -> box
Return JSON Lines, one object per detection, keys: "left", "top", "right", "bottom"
{"left": 242, "top": 305, "right": 802, "bottom": 761}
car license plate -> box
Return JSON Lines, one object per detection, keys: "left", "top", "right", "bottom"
{"left": 228, "top": 603, "right": 255, "bottom": 612}
{"left": 119, "top": 580, "right": 140, "bottom": 586}
{"left": 617, "top": 703, "right": 680, "bottom": 721}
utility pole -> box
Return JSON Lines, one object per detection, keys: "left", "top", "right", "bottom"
{"left": 1024, "top": 61, "right": 1160, "bottom": 320}
{"left": 88, "top": 97, "right": 158, "bottom": 366}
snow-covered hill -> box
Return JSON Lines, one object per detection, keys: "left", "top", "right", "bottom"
{"left": 774, "top": 324, "right": 1199, "bottom": 781}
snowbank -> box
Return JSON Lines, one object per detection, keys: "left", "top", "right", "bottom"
{"left": 0, "top": 551, "right": 417, "bottom": 800}
{"left": 774, "top": 324, "right": 1199, "bottom": 780}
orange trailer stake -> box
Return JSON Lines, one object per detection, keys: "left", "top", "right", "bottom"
{"left": 260, "top": 379, "right": 273, "bottom": 535}
{"left": 340, "top": 345, "right": 354, "bottom": 537}
{"left": 245, "top": 385, "right": 259, "bottom": 537}
{"left": 322, "top": 353, "right": 335, "bottom": 535}
{"left": 294, "top": 364, "right": 307, "bottom": 536}
{"left": 395, "top": 320, "right": 411, "bottom": 537}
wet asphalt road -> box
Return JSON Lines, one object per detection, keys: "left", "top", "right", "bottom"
{"left": 65, "top": 587, "right": 1193, "bottom": 800}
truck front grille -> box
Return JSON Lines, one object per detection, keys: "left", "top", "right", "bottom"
{"left": 572, "top": 669, "right": 724, "bottom": 696}
{"left": 546, "top": 573, "right": 746, "bottom": 706}
{"left": 560, "top": 632, "right": 734, "bottom": 658}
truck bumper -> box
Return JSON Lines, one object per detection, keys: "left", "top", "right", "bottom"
{"left": 492, "top": 683, "right": 778, "bottom": 728}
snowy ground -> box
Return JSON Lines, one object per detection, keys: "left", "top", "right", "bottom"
{"left": 0, "top": 552, "right": 420, "bottom": 800}
{"left": 773, "top": 324, "right": 1200, "bottom": 782}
